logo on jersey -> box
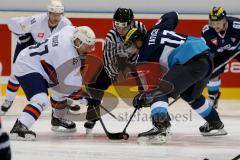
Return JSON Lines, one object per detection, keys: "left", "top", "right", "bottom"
{"left": 231, "top": 37, "right": 236, "bottom": 43}
{"left": 30, "top": 18, "right": 36, "bottom": 24}
{"left": 202, "top": 25, "right": 209, "bottom": 33}
{"left": 217, "top": 44, "right": 231, "bottom": 52}
{"left": 38, "top": 33, "right": 44, "bottom": 38}
{"left": 211, "top": 38, "right": 218, "bottom": 45}
{"left": 233, "top": 21, "right": 240, "bottom": 29}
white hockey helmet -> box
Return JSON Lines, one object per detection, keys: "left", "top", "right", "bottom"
{"left": 72, "top": 26, "right": 96, "bottom": 48}
{"left": 47, "top": 0, "right": 64, "bottom": 13}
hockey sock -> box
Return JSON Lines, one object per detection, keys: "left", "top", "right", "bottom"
{"left": 18, "top": 103, "right": 43, "bottom": 129}
{"left": 207, "top": 77, "right": 221, "bottom": 99}
{"left": 190, "top": 95, "right": 220, "bottom": 122}
{"left": 151, "top": 101, "right": 169, "bottom": 123}
{"left": 5, "top": 79, "right": 20, "bottom": 102}
{"left": 50, "top": 97, "right": 68, "bottom": 118}
{"left": 53, "top": 108, "right": 67, "bottom": 118}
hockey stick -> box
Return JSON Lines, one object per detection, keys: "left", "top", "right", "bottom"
{"left": 96, "top": 80, "right": 175, "bottom": 140}
{"left": 99, "top": 104, "right": 119, "bottom": 121}
{"left": 94, "top": 97, "right": 176, "bottom": 140}
{"left": 118, "top": 93, "right": 179, "bottom": 139}
{"left": 97, "top": 87, "right": 179, "bottom": 122}
{"left": 212, "top": 50, "right": 240, "bottom": 74}
{"left": 169, "top": 96, "right": 180, "bottom": 106}
{"left": 121, "top": 108, "right": 137, "bottom": 138}
{"left": 92, "top": 105, "right": 129, "bottom": 140}
{"left": 97, "top": 96, "right": 178, "bottom": 131}
{"left": 95, "top": 85, "right": 175, "bottom": 140}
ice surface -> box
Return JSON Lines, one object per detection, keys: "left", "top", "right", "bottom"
{"left": 1, "top": 97, "right": 240, "bottom": 160}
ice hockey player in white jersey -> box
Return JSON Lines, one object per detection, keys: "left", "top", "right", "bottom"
{"left": 9, "top": 25, "right": 96, "bottom": 141}
{"left": 0, "top": 0, "right": 78, "bottom": 115}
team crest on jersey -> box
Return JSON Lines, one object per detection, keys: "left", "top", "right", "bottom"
{"left": 231, "top": 37, "right": 236, "bottom": 43}
{"left": 211, "top": 38, "right": 218, "bottom": 45}
{"left": 233, "top": 21, "right": 240, "bottom": 29}
{"left": 38, "top": 33, "right": 44, "bottom": 38}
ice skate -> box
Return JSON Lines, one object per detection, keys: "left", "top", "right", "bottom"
{"left": 137, "top": 121, "right": 170, "bottom": 144}
{"left": 51, "top": 114, "right": 76, "bottom": 132}
{"left": 10, "top": 120, "right": 36, "bottom": 141}
{"left": 84, "top": 120, "right": 96, "bottom": 135}
{"left": 199, "top": 120, "right": 227, "bottom": 136}
{"left": 0, "top": 100, "right": 13, "bottom": 116}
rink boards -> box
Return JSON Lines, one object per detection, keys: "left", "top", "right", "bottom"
{"left": 0, "top": 12, "right": 240, "bottom": 99}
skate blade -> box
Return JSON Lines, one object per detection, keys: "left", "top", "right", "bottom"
{"left": 51, "top": 126, "right": 77, "bottom": 133}
{"left": 201, "top": 128, "right": 228, "bottom": 136}
{"left": 10, "top": 133, "right": 36, "bottom": 141}
{"left": 137, "top": 135, "right": 167, "bottom": 145}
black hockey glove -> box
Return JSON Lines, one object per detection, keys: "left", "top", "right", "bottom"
{"left": 132, "top": 92, "right": 152, "bottom": 109}
{"left": 0, "top": 132, "right": 11, "bottom": 160}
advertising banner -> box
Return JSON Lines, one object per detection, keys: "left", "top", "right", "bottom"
{"left": 0, "top": 17, "right": 239, "bottom": 87}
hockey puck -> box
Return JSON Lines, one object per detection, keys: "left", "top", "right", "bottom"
{"left": 122, "top": 133, "right": 129, "bottom": 140}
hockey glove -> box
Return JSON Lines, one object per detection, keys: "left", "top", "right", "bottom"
{"left": 132, "top": 92, "right": 152, "bottom": 109}
{"left": 0, "top": 132, "right": 11, "bottom": 160}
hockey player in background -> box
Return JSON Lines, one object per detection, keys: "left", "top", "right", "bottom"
{"left": 0, "top": 118, "right": 11, "bottom": 160}
{"left": 202, "top": 6, "right": 240, "bottom": 109}
{"left": 9, "top": 25, "right": 96, "bottom": 140}
{"left": 123, "top": 16, "right": 227, "bottom": 144}
{"left": 0, "top": 0, "right": 80, "bottom": 115}
{"left": 83, "top": 8, "right": 147, "bottom": 134}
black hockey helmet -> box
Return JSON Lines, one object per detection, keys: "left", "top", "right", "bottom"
{"left": 124, "top": 28, "right": 145, "bottom": 49}
{"left": 113, "top": 8, "right": 134, "bottom": 26}
{"left": 209, "top": 6, "right": 227, "bottom": 21}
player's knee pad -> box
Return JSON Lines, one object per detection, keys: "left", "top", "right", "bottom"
{"left": 30, "top": 93, "right": 49, "bottom": 110}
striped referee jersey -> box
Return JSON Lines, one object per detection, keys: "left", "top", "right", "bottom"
{"left": 103, "top": 21, "right": 147, "bottom": 80}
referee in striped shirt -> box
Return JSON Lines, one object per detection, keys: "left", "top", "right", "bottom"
{"left": 84, "top": 8, "right": 147, "bottom": 132}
